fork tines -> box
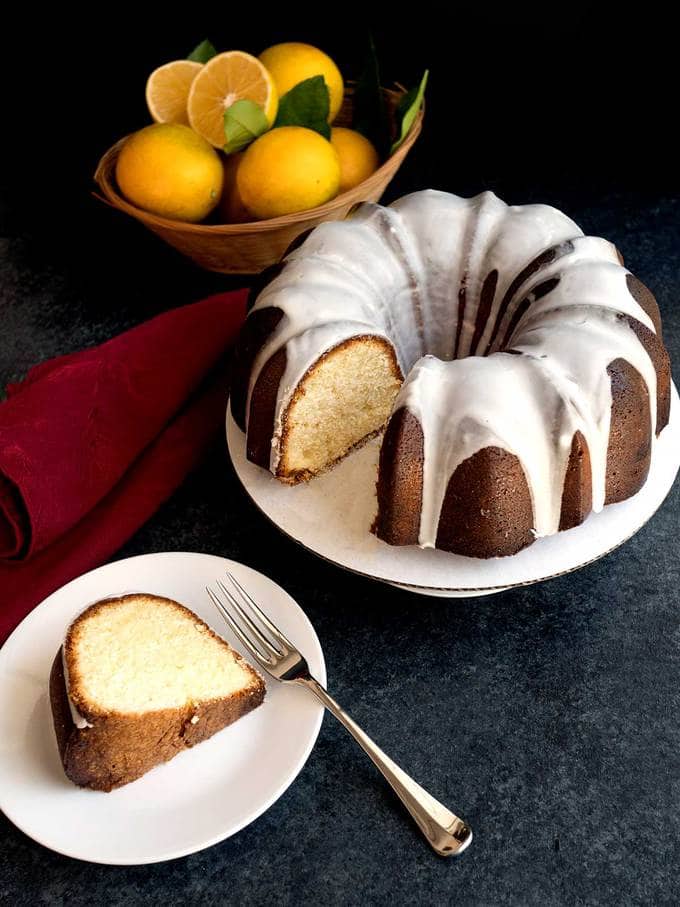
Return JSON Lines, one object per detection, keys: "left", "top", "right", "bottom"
{"left": 206, "top": 572, "right": 292, "bottom": 666}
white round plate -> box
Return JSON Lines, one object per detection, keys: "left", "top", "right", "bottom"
{"left": 227, "top": 383, "right": 680, "bottom": 597}
{"left": 0, "top": 552, "right": 326, "bottom": 865}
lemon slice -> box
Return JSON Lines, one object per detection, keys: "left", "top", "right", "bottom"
{"left": 187, "top": 51, "right": 278, "bottom": 148}
{"left": 146, "top": 60, "right": 202, "bottom": 125}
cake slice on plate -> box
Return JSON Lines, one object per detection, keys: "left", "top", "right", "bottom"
{"left": 49, "top": 593, "right": 265, "bottom": 791}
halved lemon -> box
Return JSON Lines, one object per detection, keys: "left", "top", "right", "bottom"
{"left": 146, "top": 60, "right": 202, "bottom": 125}
{"left": 187, "top": 51, "right": 278, "bottom": 148}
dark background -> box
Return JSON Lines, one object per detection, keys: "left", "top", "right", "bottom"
{"left": 2, "top": 9, "right": 678, "bottom": 317}
{"left": 2, "top": 11, "right": 679, "bottom": 906}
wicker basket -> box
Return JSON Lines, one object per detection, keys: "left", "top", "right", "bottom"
{"left": 93, "top": 84, "right": 423, "bottom": 274}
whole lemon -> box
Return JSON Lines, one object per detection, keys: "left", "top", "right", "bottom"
{"left": 115, "top": 123, "right": 223, "bottom": 222}
{"left": 218, "top": 153, "right": 251, "bottom": 224}
{"left": 330, "top": 127, "right": 380, "bottom": 193}
{"left": 237, "top": 127, "right": 340, "bottom": 219}
{"left": 259, "top": 42, "right": 344, "bottom": 123}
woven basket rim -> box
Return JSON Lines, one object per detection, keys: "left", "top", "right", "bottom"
{"left": 93, "top": 83, "right": 424, "bottom": 234}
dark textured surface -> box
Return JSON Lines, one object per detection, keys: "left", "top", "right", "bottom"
{"left": 1, "top": 183, "right": 679, "bottom": 905}
{"left": 2, "top": 11, "right": 680, "bottom": 884}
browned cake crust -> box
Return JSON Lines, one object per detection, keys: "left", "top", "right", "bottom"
{"left": 621, "top": 313, "right": 671, "bottom": 436}
{"left": 435, "top": 447, "right": 536, "bottom": 558}
{"left": 50, "top": 595, "right": 266, "bottom": 792}
{"left": 247, "top": 346, "right": 288, "bottom": 469}
{"left": 375, "top": 284, "right": 671, "bottom": 559}
{"left": 559, "top": 432, "right": 593, "bottom": 531}
{"left": 482, "top": 240, "right": 576, "bottom": 355}
{"left": 373, "top": 408, "right": 424, "bottom": 546}
{"left": 626, "top": 274, "right": 663, "bottom": 336}
{"left": 234, "top": 222, "right": 672, "bottom": 560}
{"left": 231, "top": 306, "right": 284, "bottom": 431}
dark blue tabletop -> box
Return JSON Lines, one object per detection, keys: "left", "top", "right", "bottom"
{"left": 2, "top": 179, "right": 679, "bottom": 904}
{"left": 2, "top": 9, "right": 680, "bottom": 899}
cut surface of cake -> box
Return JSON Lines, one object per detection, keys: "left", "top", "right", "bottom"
{"left": 230, "top": 190, "right": 671, "bottom": 559}
{"left": 50, "top": 594, "right": 265, "bottom": 791}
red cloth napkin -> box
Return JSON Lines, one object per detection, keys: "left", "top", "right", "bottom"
{"left": 0, "top": 289, "right": 248, "bottom": 644}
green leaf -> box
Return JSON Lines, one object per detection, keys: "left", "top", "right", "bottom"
{"left": 390, "top": 70, "right": 428, "bottom": 154}
{"left": 223, "top": 99, "right": 269, "bottom": 153}
{"left": 187, "top": 39, "right": 216, "bottom": 63}
{"left": 274, "top": 76, "right": 330, "bottom": 139}
{"left": 352, "top": 33, "right": 390, "bottom": 158}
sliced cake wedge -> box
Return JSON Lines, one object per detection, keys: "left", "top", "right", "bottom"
{"left": 49, "top": 593, "right": 266, "bottom": 791}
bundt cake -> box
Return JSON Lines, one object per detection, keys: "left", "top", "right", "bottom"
{"left": 230, "top": 190, "right": 671, "bottom": 559}
{"left": 50, "top": 594, "right": 265, "bottom": 790}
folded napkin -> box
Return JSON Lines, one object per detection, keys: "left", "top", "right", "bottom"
{"left": 0, "top": 289, "right": 248, "bottom": 644}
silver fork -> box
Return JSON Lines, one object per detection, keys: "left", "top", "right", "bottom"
{"left": 207, "top": 572, "right": 473, "bottom": 857}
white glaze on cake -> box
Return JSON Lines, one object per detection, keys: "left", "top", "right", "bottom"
{"left": 61, "top": 648, "right": 92, "bottom": 729}
{"left": 244, "top": 190, "right": 662, "bottom": 546}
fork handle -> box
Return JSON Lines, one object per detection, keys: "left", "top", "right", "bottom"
{"left": 297, "top": 677, "right": 472, "bottom": 857}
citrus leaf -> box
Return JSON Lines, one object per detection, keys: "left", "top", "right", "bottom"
{"left": 352, "top": 33, "right": 390, "bottom": 158}
{"left": 224, "top": 99, "right": 269, "bottom": 153}
{"left": 187, "top": 39, "right": 216, "bottom": 63}
{"left": 274, "top": 76, "right": 330, "bottom": 139}
{"left": 390, "top": 70, "right": 428, "bottom": 154}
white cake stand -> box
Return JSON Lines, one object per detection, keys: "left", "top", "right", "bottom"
{"left": 226, "top": 384, "right": 680, "bottom": 597}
